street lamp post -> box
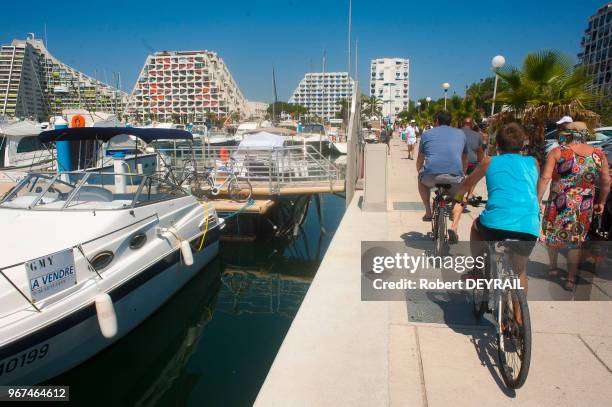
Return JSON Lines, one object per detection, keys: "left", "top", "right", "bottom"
{"left": 442, "top": 83, "right": 450, "bottom": 110}
{"left": 491, "top": 55, "right": 505, "bottom": 116}
{"left": 417, "top": 101, "right": 421, "bottom": 116}
{"left": 425, "top": 96, "right": 431, "bottom": 111}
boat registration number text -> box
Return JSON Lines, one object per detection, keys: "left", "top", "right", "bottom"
{"left": 0, "top": 344, "right": 49, "bottom": 377}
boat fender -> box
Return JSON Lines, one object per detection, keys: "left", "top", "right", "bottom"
{"left": 220, "top": 147, "right": 230, "bottom": 162}
{"left": 180, "top": 240, "right": 194, "bottom": 266}
{"left": 157, "top": 226, "right": 194, "bottom": 266}
{"left": 95, "top": 293, "right": 117, "bottom": 338}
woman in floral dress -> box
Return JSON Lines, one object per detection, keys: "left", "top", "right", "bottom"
{"left": 538, "top": 122, "right": 611, "bottom": 290}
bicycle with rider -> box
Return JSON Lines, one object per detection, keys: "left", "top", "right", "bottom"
{"left": 416, "top": 110, "right": 468, "bottom": 243}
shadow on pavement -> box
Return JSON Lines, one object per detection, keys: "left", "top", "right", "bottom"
{"left": 400, "top": 231, "right": 431, "bottom": 243}
{"left": 469, "top": 330, "right": 517, "bottom": 398}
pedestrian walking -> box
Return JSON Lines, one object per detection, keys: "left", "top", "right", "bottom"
{"left": 411, "top": 120, "right": 420, "bottom": 137}
{"left": 538, "top": 121, "right": 610, "bottom": 291}
{"left": 460, "top": 117, "right": 485, "bottom": 203}
{"left": 380, "top": 126, "right": 390, "bottom": 154}
{"left": 406, "top": 122, "right": 417, "bottom": 159}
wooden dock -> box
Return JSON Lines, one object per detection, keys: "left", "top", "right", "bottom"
{"left": 220, "top": 180, "right": 345, "bottom": 197}
{"left": 251, "top": 182, "right": 345, "bottom": 196}
{"left": 199, "top": 181, "right": 344, "bottom": 215}
{"left": 207, "top": 198, "right": 276, "bottom": 214}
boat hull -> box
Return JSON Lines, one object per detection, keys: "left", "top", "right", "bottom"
{"left": 330, "top": 142, "right": 348, "bottom": 155}
{"left": 0, "top": 234, "right": 219, "bottom": 385}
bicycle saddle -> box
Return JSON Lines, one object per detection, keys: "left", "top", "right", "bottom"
{"left": 497, "top": 238, "right": 521, "bottom": 248}
{"left": 435, "top": 183, "right": 452, "bottom": 189}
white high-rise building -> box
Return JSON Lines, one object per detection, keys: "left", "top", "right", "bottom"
{"left": 126, "top": 50, "right": 247, "bottom": 123}
{"left": 246, "top": 100, "right": 269, "bottom": 120}
{"left": 369, "top": 58, "right": 410, "bottom": 120}
{"left": 0, "top": 35, "right": 127, "bottom": 121}
{"left": 578, "top": 2, "right": 612, "bottom": 97}
{"left": 289, "top": 72, "right": 354, "bottom": 120}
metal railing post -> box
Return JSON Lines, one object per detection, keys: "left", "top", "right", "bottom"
{"left": 345, "top": 80, "right": 360, "bottom": 207}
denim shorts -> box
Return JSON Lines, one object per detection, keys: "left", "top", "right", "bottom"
{"left": 418, "top": 172, "right": 464, "bottom": 194}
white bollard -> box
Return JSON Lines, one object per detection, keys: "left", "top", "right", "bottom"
{"left": 95, "top": 293, "right": 118, "bottom": 338}
{"left": 363, "top": 144, "right": 388, "bottom": 211}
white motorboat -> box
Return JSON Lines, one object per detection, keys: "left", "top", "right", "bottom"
{"left": 0, "top": 127, "right": 221, "bottom": 385}
{"left": 232, "top": 132, "right": 310, "bottom": 179}
{"left": 0, "top": 121, "right": 55, "bottom": 192}
{"left": 234, "top": 122, "right": 260, "bottom": 142}
{"left": 297, "top": 123, "right": 330, "bottom": 154}
{"left": 330, "top": 141, "right": 348, "bottom": 154}
{"left": 189, "top": 126, "right": 237, "bottom": 147}
{"left": 206, "top": 129, "right": 237, "bottom": 146}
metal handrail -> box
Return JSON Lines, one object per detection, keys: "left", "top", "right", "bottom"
{"left": 155, "top": 144, "right": 342, "bottom": 195}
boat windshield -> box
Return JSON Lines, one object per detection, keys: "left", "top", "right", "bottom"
{"left": 0, "top": 171, "right": 187, "bottom": 210}
{"left": 303, "top": 124, "right": 325, "bottom": 135}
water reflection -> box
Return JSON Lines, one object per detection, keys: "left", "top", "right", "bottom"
{"left": 49, "top": 193, "right": 345, "bottom": 406}
{"left": 49, "top": 260, "right": 224, "bottom": 406}
{"left": 218, "top": 242, "right": 317, "bottom": 319}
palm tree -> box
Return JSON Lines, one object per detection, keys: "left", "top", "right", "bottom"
{"left": 446, "top": 95, "right": 479, "bottom": 126}
{"left": 362, "top": 95, "right": 383, "bottom": 119}
{"left": 492, "top": 50, "right": 599, "bottom": 147}
{"left": 466, "top": 77, "right": 500, "bottom": 116}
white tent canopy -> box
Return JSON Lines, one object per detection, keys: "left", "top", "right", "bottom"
{"left": 238, "top": 132, "right": 287, "bottom": 149}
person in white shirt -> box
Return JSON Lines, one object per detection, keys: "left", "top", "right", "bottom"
{"left": 405, "top": 122, "right": 417, "bottom": 159}
{"left": 412, "top": 120, "right": 421, "bottom": 137}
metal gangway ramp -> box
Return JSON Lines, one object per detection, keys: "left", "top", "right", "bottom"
{"left": 158, "top": 144, "right": 345, "bottom": 197}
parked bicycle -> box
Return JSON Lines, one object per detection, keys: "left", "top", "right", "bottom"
{"left": 205, "top": 161, "right": 253, "bottom": 202}
{"left": 471, "top": 240, "right": 532, "bottom": 389}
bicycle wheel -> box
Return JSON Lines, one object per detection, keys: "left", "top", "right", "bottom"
{"left": 497, "top": 289, "right": 532, "bottom": 389}
{"left": 229, "top": 177, "right": 252, "bottom": 202}
{"left": 471, "top": 247, "right": 491, "bottom": 319}
{"left": 431, "top": 204, "right": 439, "bottom": 240}
{"left": 200, "top": 175, "right": 216, "bottom": 198}
{"left": 435, "top": 203, "right": 446, "bottom": 256}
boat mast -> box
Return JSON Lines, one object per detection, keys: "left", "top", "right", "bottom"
{"left": 346, "top": 0, "right": 352, "bottom": 128}
{"left": 322, "top": 50, "right": 326, "bottom": 125}
{"left": 272, "top": 66, "right": 278, "bottom": 125}
{"left": 321, "top": 50, "right": 326, "bottom": 151}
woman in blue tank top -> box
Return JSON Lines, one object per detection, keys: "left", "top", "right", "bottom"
{"left": 455, "top": 123, "right": 540, "bottom": 292}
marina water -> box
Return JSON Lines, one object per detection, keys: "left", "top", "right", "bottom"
{"left": 47, "top": 193, "right": 346, "bottom": 406}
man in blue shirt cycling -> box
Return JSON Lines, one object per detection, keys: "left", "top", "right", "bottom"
{"left": 416, "top": 111, "right": 468, "bottom": 242}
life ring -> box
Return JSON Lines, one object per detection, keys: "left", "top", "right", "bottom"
{"left": 220, "top": 147, "right": 230, "bottom": 162}
{"left": 71, "top": 114, "right": 86, "bottom": 128}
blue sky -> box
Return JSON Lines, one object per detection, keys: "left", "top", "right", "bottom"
{"left": 1, "top": 0, "right": 605, "bottom": 102}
